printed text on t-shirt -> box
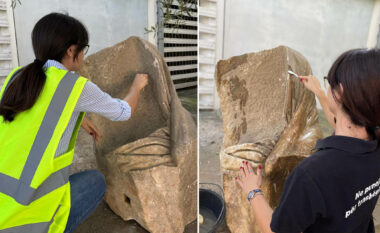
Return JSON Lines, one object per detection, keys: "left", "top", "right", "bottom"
{"left": 345, "top": 177, "right": 380, "bottom": 218}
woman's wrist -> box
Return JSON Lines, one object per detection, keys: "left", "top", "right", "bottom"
{"left": 315, "top": 88, "right": 325, "bottom": 99}
{"left": 247, "top": 188, "right": 263, "bottom": 202}
{"left": 249, "top": 190, "right": 266, "bottom": 215}
{"left": 131, "top": 83, "right": 143, "bottom": 92}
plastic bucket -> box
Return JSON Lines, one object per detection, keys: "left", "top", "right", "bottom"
{"left": 199, "top": 183, "right": 226, "bottom": 233}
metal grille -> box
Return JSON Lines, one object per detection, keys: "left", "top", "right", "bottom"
{"left": 157, "top": 0, "right": 198, "bottom": 89}
{"left": 0, "top": 0, "right": 13, "bottom": 86}
{"left": 199, "top": 0, "right": 218, "bottom": 109}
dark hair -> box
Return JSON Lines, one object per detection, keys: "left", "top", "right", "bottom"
{"left": 0, "top": 12, "right": 89, "bottom": 122}
{"left": 327, "top": 48, "right": 380, "bottom": 142}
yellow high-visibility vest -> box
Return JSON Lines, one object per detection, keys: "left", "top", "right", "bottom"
{"left": 0, "top": 65, "right": 88, "bottom": 233}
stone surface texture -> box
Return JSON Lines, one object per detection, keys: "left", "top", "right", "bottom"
{"left": 79, "top": 36, "right": 197, "bottom": 233}
{"left": 215, "top": 46, "right": 323, "bottom": 233}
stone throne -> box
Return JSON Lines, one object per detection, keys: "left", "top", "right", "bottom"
{"left": 79, "top": 36, "right": 197, "bottom": 233}
{"left": 215, "top": 46, "right": 323, "bottom": 233}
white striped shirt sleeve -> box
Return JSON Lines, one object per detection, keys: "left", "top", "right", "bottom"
{"left": 75, "top": 80, "right": 131, "bottom": 121}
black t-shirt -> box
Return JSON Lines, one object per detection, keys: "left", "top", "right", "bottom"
{"left": 270, "top": 135, "right": 380, "bottom": 233}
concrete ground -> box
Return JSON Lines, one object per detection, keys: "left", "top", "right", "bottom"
{"left": 71, "top": 87, "right": 197, "bottom": 233}
{"left": 199, "top": 110, "right": 380, "bottom": 232}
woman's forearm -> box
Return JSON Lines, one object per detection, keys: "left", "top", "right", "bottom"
{"left": 250, "top": 194, "right": 274, "bottom": 233}
{"left": 123, "top": 74, "right": 148, "bottom": 115}
{"left": 123, "top": 87, "right": 141, "bottom": 115}
{"left": 315, "top": 90, "right": 336, "bottom": 130}
{"left": 298, "top": 75, "right": 335, "bottom": 130}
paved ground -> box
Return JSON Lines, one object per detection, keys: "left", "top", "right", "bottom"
{"left": 71, "top": 88, "right": 197, "bottom": 233}
{"left": 199, "top": 110, "right": 380, "bottom": 232}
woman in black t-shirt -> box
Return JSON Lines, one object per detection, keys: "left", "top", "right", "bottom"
{"left": 236, "top": 48, "right": 380, "bottom": 233}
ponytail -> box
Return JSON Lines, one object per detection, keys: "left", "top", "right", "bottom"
{"left": 0, "top": 59, "right": 46, "bottom": 122}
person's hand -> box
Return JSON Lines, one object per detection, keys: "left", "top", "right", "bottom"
{"left": 81, "top": 117, "right": 102, "bottom": 141}
{"left": 132, "top": 73, "right": 149, "bottom": 91}
{"left": 236, "top": 161, "right": 262, "bottom": 196}
{"left": 298, "top": 75, "right": 324, "bottom": 96}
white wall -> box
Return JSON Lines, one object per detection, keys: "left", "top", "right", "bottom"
{"left": 216, "top": 0, "right": 375, "bottom": 109}
{"left": 13, "top": 0, "right": 150, "bottom": 66}
{"left": 367, "top": 0, "right": 380, "bottom": 47}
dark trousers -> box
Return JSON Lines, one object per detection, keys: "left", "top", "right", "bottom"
{"left": 63, "top": 170, "right": 106, "bottom": 233}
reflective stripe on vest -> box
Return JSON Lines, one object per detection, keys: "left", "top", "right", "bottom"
{"left": 0, "top": 71, "right": 79, "bottom": 205}
{"left": 0, "top": 205, "right": 61, "bottom": 233}
{"left": 0, "top": 165, "right": 70, "bottom": 205}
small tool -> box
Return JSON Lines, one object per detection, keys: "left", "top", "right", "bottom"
{"left": 287, "top": 70, "right": 300, "bottom": 79}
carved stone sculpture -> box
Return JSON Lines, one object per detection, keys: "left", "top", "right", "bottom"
{"left": 215, "top": 46, "right": 323, "bottom": 233}
{"left": 79, "top": 36, "right": 197, "bottom": 233}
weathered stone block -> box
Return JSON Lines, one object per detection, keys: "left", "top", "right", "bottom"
{"left": 215, "top": 46, "right": 322, "bottom": 233}
{"left": 79, "top": 36, "right": 197, "bottom": 233}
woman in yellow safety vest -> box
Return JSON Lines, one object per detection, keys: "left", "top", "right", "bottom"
{"left": 0, "top": 12, "right": 148, "bottom": 233}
